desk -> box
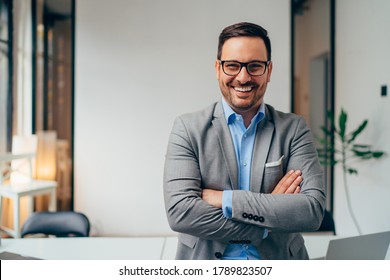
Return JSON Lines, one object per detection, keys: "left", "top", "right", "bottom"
{"left": 0, "top": 234, "right": 339, "bottom": 260}
{"left": 162, "top": 234, "right": 341, "bottom": 260}
{"left": 0, "top": 237, "right": 165, "bottom": 260}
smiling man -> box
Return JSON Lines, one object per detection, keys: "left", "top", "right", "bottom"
{"left": 164, "top": 22, "right": 326, "bottom": 260}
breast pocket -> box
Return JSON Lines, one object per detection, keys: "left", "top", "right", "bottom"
{"left": 263, "top": 155, "right": 284, "bottom": 192}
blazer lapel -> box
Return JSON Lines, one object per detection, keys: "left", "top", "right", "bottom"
{"left": 250, "top": 106, "right": 274, "bottom": 193}
{"left": 211, "top": 102, "right": 239, "bottom": 190}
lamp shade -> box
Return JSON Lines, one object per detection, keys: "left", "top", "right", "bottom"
{"left": 36, "top": 131, "right": 57, "bottom": 180}
{"left": 10, "top": 135, "right": 38, "bottom": 185}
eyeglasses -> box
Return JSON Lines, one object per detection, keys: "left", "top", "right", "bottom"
{"left": 219, "top": 60, "right": 270, "bottom": 76}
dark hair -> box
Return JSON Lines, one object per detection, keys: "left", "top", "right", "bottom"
{"left": 217, "top": 22, "right": 272, "bottom": 61}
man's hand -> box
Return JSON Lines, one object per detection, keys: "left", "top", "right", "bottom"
{"left": 202, "top": 189, "right": 223, "bottom": 208}
{"left": 272, "top": 170, "right": 302, "bottom": 194}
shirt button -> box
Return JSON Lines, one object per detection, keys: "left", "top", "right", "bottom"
{"left": 243, "top": 161, "right": 247, "bottom": 166}
{"left": 244, "top": 134, "right": 247, "bottom": 138}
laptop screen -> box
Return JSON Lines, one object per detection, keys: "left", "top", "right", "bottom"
{"left": 325, "top": 231, "right": 390, "bottom": 260}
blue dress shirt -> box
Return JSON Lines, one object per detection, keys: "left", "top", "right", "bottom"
{"left": 221, "top": 98, "right": 266, "bottom": 260}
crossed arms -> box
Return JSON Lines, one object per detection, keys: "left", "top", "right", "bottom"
{"left": 164, "top": 113, "right": 326, "bottom": 245}
{"left": 202, "top": 169, "right": 303, "bottom": 208}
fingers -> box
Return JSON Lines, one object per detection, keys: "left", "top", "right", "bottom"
{"left": 285, "top": 172, "right": 303, "bottom": 193}
{"left": 272, "top": 170, "right": 293, "bottom": 193}
{"left": 272, "top": 170, "right": 302, "bottom": 194}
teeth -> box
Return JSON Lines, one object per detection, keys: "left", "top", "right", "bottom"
{"left": 234, "top": 87, "right": 252, "bottom": 92}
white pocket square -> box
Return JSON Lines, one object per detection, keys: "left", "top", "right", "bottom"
{"left": 265, "top": 155, "right": 284, "bottom": 167}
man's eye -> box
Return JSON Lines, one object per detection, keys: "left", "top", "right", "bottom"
{"left": 225, "top": 63, "right": 240, "bottom": 69}
{"left": 248, "top": 63, "right": 264, "bottom": 70}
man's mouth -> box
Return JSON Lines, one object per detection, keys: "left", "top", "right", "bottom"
{"left": 233, "top": 86, "right": 253, "bottom": 92}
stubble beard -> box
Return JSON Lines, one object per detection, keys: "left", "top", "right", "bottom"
{"left": 222, "top": 85, "right": 264, "bottom": 114}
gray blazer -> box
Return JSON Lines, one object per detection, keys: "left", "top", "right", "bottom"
{"left": 164, "top": 101, "right": 326, "bottom": 260}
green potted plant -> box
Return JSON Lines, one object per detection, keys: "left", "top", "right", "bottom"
{"left": 316, "top": 108, "right": 386, "bottom": 235}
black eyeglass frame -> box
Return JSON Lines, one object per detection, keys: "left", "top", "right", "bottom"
{"left": 219, "top": 60, "right": 271, "bottom": 76}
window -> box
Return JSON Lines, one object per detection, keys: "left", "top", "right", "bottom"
{"left": 292, "top": 0, "right": 336, "bottom": 214}
{"left": 0, "top": 0, "right": 13, "bottom": 153}
{"left": 32, "top": 0, "right": 75, "bottom": 210}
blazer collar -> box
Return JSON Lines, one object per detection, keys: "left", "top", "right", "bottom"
{"left": 250, "top": 105, "right": 274, "bottom": 193}
{"left": 212, "top": 101, "right": 238, "bottom": 190}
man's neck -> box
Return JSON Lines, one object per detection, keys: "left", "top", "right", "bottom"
{"left": 241, "top": 110, "right": 258, "bottom": 128}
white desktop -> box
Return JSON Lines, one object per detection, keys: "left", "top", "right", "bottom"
{"left": 0, "top": 234, "right": 344, "bottom": 260}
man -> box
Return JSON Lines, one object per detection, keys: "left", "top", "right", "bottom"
{"left": 163, "top": 22, "right": 325, "bottom": 260}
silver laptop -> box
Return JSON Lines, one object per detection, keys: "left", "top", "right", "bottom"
{"left": 324, "top": 231, "right": 390, "bottom": 260}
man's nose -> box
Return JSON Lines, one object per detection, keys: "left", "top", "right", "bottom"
{"left": 236, "top": 66, "right": 251, "bottom": 83}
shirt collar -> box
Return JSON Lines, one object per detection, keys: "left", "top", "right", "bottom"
{"left": 221, "top": 98, "right": 265, "bottom": 125}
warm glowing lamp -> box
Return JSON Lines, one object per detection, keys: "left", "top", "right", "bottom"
{"left": 10, "top": 135, "right": 38, "bottom": 185}
{"left": 36, "top": 131, "right": 57, "bottom": 180}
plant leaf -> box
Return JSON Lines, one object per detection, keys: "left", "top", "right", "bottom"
{"left": 372, "top": 151, "right": 385, "bottom": 158}
{"left": 347, "top": 168, "right": 358, "bottom": 175}
{"left": 326, "top": 111, "right": 338, "bottom": 134}
{"left": 320, "top": 126, "right": 332, "bottom": 136}
{"left": 351, "top": 149, "right": 372, "bottom": 157}
{"left": 352, "top": 144, "right": 371, "bottom": 149}
{"left": 339, "top": 108, "right": 347, "bottom": 141}
{"left": 348, "top": 119, "right": 368, "bottom": 144}
{"left": 317, "top": 148, "right": 336, "bottom": 153}
{"left": 314, "top": 135, "right": 327, "bottom": 144}
{"left": 326, "top": 110, "right": 334, "bottom": 121}
{"left": 320, "top": 159, "right": 338, "bottom": 166}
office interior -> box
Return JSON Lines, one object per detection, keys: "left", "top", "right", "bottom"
{"left": 0, "top": 0, "right": 389, "bottom": 260}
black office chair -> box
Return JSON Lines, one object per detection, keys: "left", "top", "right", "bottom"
{"left": 21, "top": 211, "right": 90, "bottom": 238}
{"left": 317, "top": 210, "right": 336, "bottom": 235}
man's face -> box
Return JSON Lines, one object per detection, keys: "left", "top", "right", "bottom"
{"left": 215, "top": 37, "right": 272, "bottom": 115}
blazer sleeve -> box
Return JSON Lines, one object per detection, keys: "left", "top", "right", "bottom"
{"left": 163, "top": 116, "right": 265, "bottom": 244}
{"left": 231, "top": 116, "right": 326, "bottom": 232}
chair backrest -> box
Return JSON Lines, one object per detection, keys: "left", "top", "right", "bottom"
{"left": 21, "top": 211, "right": 90, "bottom": 238}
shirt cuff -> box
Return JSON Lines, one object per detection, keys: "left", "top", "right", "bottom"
{"left": 222, "top": 190, "right": 233, "bottom": 218}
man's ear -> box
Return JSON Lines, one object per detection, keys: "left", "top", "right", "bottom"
{"left": 267, "top": 61, "right": 273, "bottom": 82}
{"left": 215, "top": 60, "right": 220, "bottom": 79}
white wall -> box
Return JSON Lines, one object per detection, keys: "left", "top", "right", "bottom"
{"left": 335, "top": 0, "right": 390, "bottom": 236}
{"left": 75, "top": 0, "right": 291, "bottom": 236}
